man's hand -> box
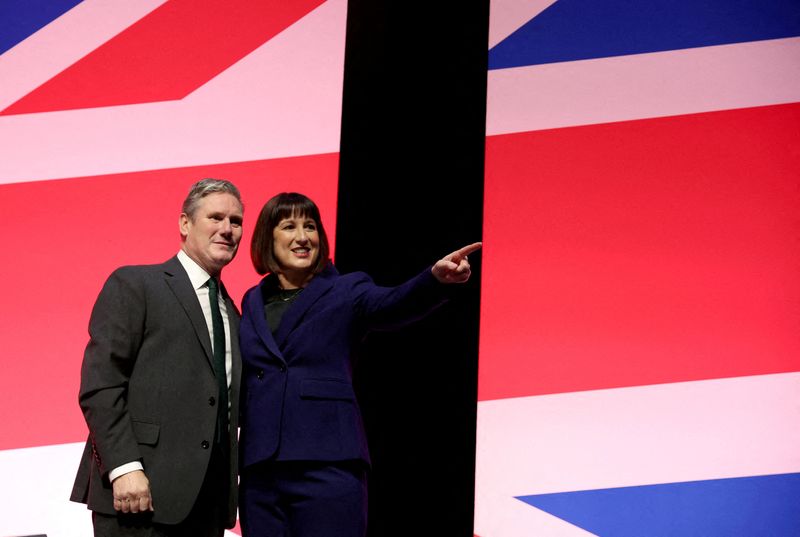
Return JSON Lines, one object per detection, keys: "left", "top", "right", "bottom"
{"left": 112, "top": 470, "right": 154, "bottom": 514}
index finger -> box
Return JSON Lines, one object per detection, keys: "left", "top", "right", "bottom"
{"left": 453, "top": 242, "right": 482, "bottom": 259}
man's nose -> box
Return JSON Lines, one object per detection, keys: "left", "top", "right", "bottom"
{"left": 219, "top": 218, "right": 233, "bottom": 234}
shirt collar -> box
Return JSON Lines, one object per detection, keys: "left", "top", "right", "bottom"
{"left": 177, "top": 249, "right": 213, "bottom": 291}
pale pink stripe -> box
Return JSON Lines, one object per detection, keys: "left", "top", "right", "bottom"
{"left": 487, "top": 37, "right": 800, "bottom": 136}
{"left": 488, "top": 0, "right": 557, "bottom": 49}
{"left": 0, "top": 0, "right": 167, "bottom": 111}
{"left": 474, "top": 372, "right": 800, "bottom": 536}
{"left": 0, "top": 443, "right": 242, "bottom": 537}
{"left": 0, "top": 443, "right": 91, "bottom": 536}
{"left": 0, "top": 0, "right": 347, "bottom": 185}
{"left": 475, "top": 498, "right": 597, "bottom": 537}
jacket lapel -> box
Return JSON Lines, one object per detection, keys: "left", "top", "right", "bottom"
{"left": 274, "top": 264, "right": 337, "bottom": 349}
{"left": 245, "top": 276, "right": 285, "bottom": 360}
{"left": 162, "top": 256, "right": 214, "bottom": 369}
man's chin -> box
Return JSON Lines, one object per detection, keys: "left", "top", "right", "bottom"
{"left": 212, "top": 252, "right": 237, "bottom": 269}
{"left": 213, "top": 246, "right": 237, "bottom": 257}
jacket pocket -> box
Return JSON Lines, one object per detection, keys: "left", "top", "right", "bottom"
{"left": 300, "top": 379, "right": 355, "bottom": 401}
{"left": 131, "top": 420, "right": 160, "bottom": 445}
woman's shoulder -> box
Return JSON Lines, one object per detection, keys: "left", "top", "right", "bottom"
{"left": 326, "top": 266, "right": 373, "bottom": 287}
{"left": 241, "top": 273, "right": 277, "bottom": 304}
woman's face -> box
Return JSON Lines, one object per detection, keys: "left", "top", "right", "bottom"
{"left": 272, "top": 212, "right": 320, "bottom": 277}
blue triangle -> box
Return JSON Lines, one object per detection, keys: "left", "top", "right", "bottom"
{"left": 0, "top": 0, "right": 84, "bottom": 55}
{"left": 518, "top": 473, "right": 800, "bottom": 536}
{"left": 489, "top": 0, "right": 800, "bottom": 70}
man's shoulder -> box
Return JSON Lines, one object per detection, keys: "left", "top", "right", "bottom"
{"left": 104, "top": 257, "right": 182, "bottom": 286}
{"left": 112, "top": 257, "right": 178, "bottom": 275}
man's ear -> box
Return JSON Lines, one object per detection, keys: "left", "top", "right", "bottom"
{"left": 179, "top": 213, "right": 190, "bottom": 238}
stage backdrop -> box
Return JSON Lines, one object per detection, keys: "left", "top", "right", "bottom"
{"left": 0, "top": 1, "right": 347, "bottom": 535}
{"left": 475, "top": 1, "right": 800, "bottom": 536}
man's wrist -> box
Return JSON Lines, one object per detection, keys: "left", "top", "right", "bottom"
{"left": 109, "top": 461, "right": 144, "bottom": 482}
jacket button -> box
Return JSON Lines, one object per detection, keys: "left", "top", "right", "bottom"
{"left": 208, "top": 396, "right": 216, "bottom": 406}
{"left": 278, "top": 364, "right": 286, "bottom": 372}
{"left": 201, "top": 440, "right": 210, "bottom": 449}
{"left": 257, "top": 370, "right": 264, "bottom": 380}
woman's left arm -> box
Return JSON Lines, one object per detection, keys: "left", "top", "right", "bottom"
{"left": 354, "top": 242, "right": 482, "bottom": 330}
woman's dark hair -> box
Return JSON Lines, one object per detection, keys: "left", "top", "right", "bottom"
{"left": 250, "top": 192, "right": 330, "bottom": 276}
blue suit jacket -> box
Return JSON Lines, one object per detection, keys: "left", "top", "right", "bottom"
{"left": 239, "top": 263, "right": 446, "bottom": 469}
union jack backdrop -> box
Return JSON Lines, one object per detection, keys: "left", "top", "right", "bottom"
{"left": 0, "top": 1, "right": 347, "bottom": 535}
{"left": 476, "top": 1, "right": 800, "bottom": 535}
{"left": 3, "top": 1, "right": 800, "bottom": 536}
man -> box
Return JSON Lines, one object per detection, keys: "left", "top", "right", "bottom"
{"left": 71, "top": 178, "right": 244, "bottom": 536}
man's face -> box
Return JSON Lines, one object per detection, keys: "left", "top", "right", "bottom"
{"left": 180, "top": 192, "right": 243, "bottom": 276}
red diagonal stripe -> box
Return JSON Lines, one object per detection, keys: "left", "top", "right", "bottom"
{"left": 1, "top": 0, "right": 325, "bottom": 116}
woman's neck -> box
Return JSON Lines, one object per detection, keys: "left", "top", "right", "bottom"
{"left": 276, "top": 270, "right": 313, "bottom": 290}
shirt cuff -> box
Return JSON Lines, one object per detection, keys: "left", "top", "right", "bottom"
{"left": 109, "top": 461, "right": 144, "bottom": 482}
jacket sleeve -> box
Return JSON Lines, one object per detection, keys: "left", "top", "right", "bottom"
{"left": 352, "top": 266, "right": 449, "bottom": 331}
{"left": 78, "top": 267, "right": 146, "bottom": 478}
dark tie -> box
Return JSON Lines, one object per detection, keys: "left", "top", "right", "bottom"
{"left": 207, "top": 277, "right": 228, "bottom": 446}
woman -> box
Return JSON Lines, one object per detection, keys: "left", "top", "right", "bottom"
{"left": 238, "top": 192, "right": 479, "bottom": 537}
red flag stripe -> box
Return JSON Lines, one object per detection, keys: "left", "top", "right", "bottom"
{"left": 1, "top": 0, "right": 326, "bottom": 115}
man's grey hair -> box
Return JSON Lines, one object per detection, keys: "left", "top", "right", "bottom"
{"left": 181, "top": 178, "right": 243, "bottom": 220}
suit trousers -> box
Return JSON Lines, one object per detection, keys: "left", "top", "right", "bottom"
{"left": 240, "top": 460, "right": 368, "bottom": 537}
{"left": 92, "top": 442, "right": 229, "bottom": 537}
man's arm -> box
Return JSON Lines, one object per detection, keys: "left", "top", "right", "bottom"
{"left": 79, "top": 268, "right": 153, "bottom": 512}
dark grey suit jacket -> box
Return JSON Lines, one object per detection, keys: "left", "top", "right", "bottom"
{"left": 70, "top": 256, "right": 241, "bottom": 527}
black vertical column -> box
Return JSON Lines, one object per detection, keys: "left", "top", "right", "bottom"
{"left": 337, "top": 1, "right": 489, "bottom": 536}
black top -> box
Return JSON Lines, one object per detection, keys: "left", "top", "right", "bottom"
{"left": 261, "top": 277, "right": 304, "bottom": 334}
